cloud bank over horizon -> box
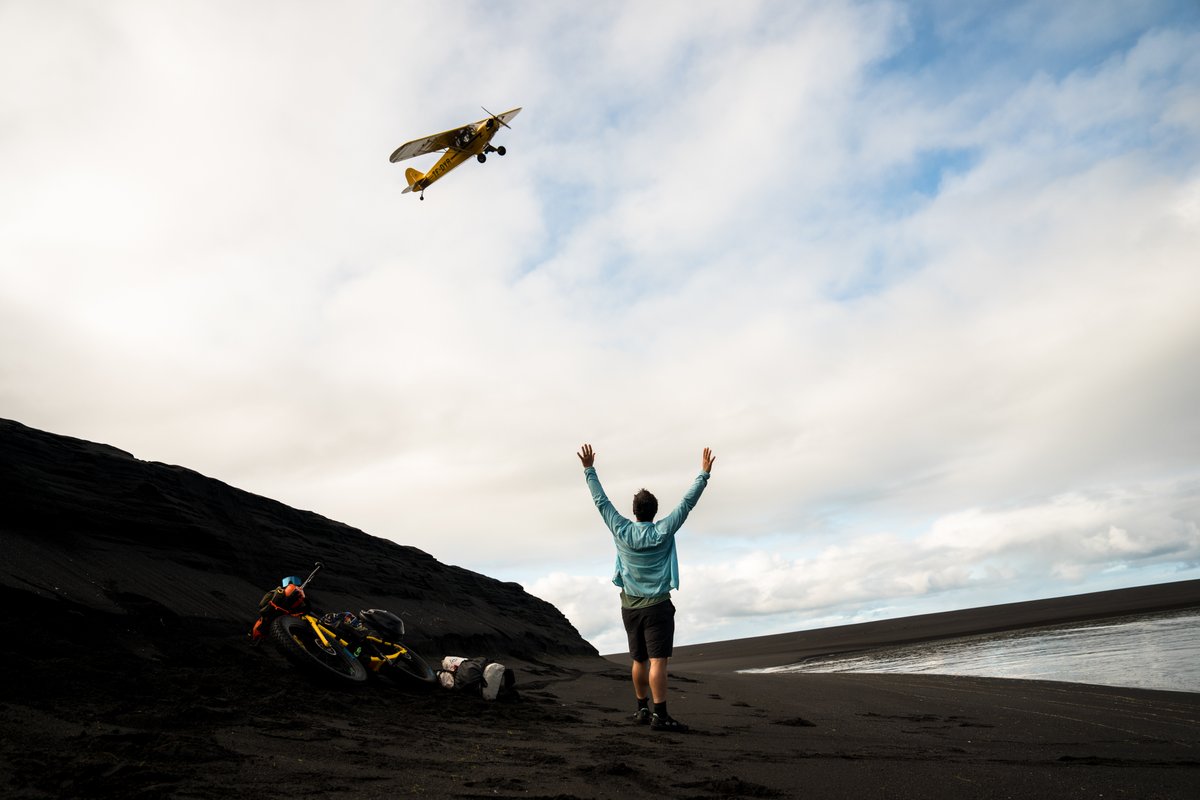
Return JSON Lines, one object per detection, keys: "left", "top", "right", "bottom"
{"left": 3, "top": 1, "right": 1198, "bottom": 653}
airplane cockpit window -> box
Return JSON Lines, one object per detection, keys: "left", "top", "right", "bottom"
{"left": 456, "top": 127, "right": 475, "bottom": 148}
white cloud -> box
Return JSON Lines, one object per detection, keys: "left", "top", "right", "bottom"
{"left": 527, "top": 572, "right": 620, "bottom": 653}
{"left": 531, "top": 478, "right": 1200, "bottom": 651}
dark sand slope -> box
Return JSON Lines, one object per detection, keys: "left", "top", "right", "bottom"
{"left": 2, "top": 419, "right": 1198, "bottom": 799}
{"left": 0, "top": 418, "right": 595, "bottom": 660}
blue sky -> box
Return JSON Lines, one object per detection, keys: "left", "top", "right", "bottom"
{"left": 2, "top": 1, "right": 1199, "bottom": 653}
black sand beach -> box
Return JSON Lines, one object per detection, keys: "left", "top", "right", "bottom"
{"left": 3, "top": 419, "right": 1198, "bottom": 799}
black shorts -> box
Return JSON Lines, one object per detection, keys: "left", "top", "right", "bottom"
{"left": 622, "top": 600, "right": 676, "bottom": 661}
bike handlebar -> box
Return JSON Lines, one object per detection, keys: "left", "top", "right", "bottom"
{"left": 301, "top": 561, "right": 323, "bottom": 589}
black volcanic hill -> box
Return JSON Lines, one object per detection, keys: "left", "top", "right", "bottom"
{"left": 0, "top": 418, "right": 596, "bottom": 660}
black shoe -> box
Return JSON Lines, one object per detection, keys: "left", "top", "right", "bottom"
{"left": 633, "top": 707, "right": 650, "bottom": 725}
{"left": 650, "top": 713, "right": 689, "bottom": 733}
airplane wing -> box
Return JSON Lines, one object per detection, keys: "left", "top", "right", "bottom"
{"left": 389, "top": 125, "right": 466, "bottom": 163}
{"left": 389, "top": 107, "right": 522, "bottom": 163}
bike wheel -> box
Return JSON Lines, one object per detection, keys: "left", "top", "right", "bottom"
{"left": 271, "top": 616, "right": 367, "bottom": 683}
{"left": 371, "top": 638, "right": 437, "bottom": 686}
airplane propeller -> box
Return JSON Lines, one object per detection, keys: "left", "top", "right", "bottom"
{"left": 481, "top": 106, "right": 512, "bottom": 129}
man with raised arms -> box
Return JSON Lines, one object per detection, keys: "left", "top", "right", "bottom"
{"left": 577, "top": 443, "right": 715, "bottom": 732}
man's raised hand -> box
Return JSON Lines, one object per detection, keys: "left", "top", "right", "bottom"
{"left": 577, "top": 443, "right": 595, "bottom": 469}
{"left": 702, "top": 447, "right": 715, "bottom": 473}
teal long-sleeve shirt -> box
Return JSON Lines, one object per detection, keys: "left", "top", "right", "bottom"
{"left": 583, "top": 466, "right": 710, "bottom": 598}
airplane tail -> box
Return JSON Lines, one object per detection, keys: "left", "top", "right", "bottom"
{"left": 402, "top": 167, "right": 425, "bottom": 194}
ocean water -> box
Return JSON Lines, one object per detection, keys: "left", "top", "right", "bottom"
{"left": 746, "top": 607, "right": 1200, "bottom": 694}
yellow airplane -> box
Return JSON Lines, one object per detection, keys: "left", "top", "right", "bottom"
{"left": 389, "top": 106, "right": 522, "bottom": 200}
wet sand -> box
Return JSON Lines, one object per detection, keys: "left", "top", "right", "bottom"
{"left": 668, "top": 579, "right": 1200, "bottom": 673}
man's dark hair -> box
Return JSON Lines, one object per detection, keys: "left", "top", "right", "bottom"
{"left": 632, "top": 489, "right": 658, "bottom": 522}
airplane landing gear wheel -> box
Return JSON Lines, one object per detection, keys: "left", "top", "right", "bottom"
{"left": 477, "top": 153, "right": 487, "bottom": 163}
{"left": 497, "top": 146, "right": 506, "bottom": 156}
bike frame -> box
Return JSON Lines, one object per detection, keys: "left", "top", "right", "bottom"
{"left": 284, "top": 562, "right": 415, "bottom": 673}
{"left": 283, "top": 610, "right": 413, "bottom": 673}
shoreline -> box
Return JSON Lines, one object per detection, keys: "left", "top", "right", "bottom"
{"left": 664, "top": 578, "right": 1200, "bottom": 673}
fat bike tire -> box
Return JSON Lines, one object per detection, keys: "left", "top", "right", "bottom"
{"left": 375, "top": 639, "right": 438, "bottom": 686}
{"left": 271, "top": 616, "right": 367, "bottom": 683}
